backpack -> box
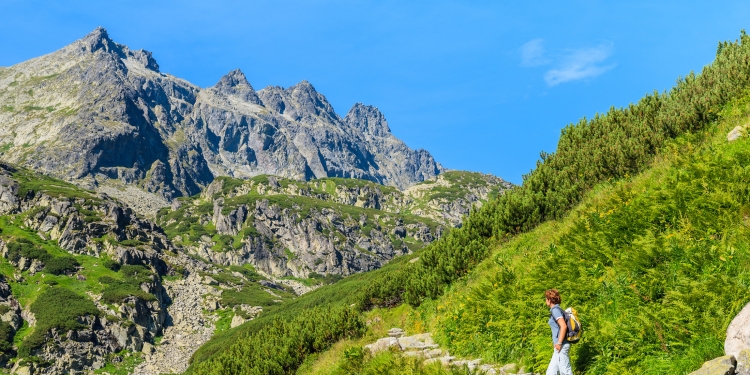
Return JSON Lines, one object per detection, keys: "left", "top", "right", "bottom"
{"left": 552, "top": 306, "right": 582, "bottom": 343}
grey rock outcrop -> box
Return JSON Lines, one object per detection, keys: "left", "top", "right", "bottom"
{"left": 728, "top": 126, "right": 744, "bottom": 142}
{"left": 0, "top": 27, "right": 444, "bottom": 206}
{"left": 689, "top": 355, "right": 737, "bottom": 375}
{"left": 726, "top": 302, "right": 750, "bottom": 358}
{"left": 737, "top": 349, "right": 750, "bottom": 375}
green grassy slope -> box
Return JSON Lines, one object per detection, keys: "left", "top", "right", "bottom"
{"left": 426, "top": 101, "right": 750, "bottom": 374}
{"left": 186, "top": 32, "right": 750, "bottom": 375}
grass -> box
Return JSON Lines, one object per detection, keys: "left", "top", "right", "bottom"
{"left": 19, "top": 287, "right": 100, "bottom": 356}
{"left": 12, "top": 167, "right": 98, "bottom": 200}
{"left": 220, "top": 284, "right": 288, "bottom": 307}
{"left": 94, "top": 350, "right": 144, "bottom": 375}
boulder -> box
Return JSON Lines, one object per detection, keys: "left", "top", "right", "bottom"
{"left": 737, "top": 348, "right": 750, "bottom": 375}
{"left": 689, "top": 355, "right": 736, "bottom": 375}
{"left": 726, "top": 302, "right": 750, "bottom": 358}
{"left": 500, "top": 363, "right": 519, "bottom": 373}
{"left": 364, "top": 337, "right": 400, "bottom": 354}
{"left": 388, "top": 328, "right": 405, "bottom": 338}
{"left": 230, "top": 314, "right": 246, "bottom": 328}
{"left": 728, "top": 126, "right": 744, "bottom": 142}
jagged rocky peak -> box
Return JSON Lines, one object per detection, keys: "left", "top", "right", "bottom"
{"left": 258, "top": 80, "right": 339, "bottom": 124}
{"left": 345, "top": 103, "right": 392, "bottom": 137}
{"left": 77, "top": 27, "right": 159, "bottom": 72}
{"left": 124, "top": 48, "right": 160, "bottom": 72}
{"left": 213, "top": 68, "right": 261, "bottom": 104}
{"left": 79, "top": 26, "right": 118, "bottom": 54}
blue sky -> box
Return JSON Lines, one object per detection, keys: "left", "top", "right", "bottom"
{"left": 2, "top": 1, "right": 750, "bottom": 184}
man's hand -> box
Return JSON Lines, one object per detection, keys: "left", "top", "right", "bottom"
{"left": 554, "top": 343, "right": 562, "bottom": 352}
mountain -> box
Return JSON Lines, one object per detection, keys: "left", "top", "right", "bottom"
{"left": 0, "top": 27, "right": 443, "bottom": 204}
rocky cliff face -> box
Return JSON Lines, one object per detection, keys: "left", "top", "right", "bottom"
{"left": 0, "top": 27, "right": 443, "bottom": 203}
{"left": 0, "top": 163, "right": 171, "bottom": 374}
{"left": 156, "top": 172, "right": 511, "bottom": 278}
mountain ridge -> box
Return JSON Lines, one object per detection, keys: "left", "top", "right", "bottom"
{"left": 0, "top": 27, "right": 446, "bottom": 204}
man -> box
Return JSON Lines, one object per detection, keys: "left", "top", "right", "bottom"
{"left": 545, "top": 289, "right": 573, "bottom": 375}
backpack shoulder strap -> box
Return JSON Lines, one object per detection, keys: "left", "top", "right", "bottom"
{"left": 550, "top": 306, "right": 565, "bottom": 321}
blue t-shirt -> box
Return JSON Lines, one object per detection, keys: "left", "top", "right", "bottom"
{"left": 548, "top": 305, "right": 568, "bottom": 344}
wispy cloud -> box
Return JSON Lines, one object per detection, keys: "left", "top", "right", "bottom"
{"left": 543, "top": 43, "right": 616, "bottom": 86}
{"left": 520, "top": 38, "right": 551, "bottom": 67}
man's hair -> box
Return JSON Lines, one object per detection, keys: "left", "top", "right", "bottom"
{"left": 545, "top": 289, "right": 561, "bottom": 305}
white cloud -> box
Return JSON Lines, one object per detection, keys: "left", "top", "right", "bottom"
{"left": 520, "top": 38, "right": 551, "bottom": 67}
{"left": 544, "top": 43, "right": 616, "bottom": 86}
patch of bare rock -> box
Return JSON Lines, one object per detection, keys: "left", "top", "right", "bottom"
{"left": 132, "top": 254, "right": 222, "bottom": 375}
{"left": 364, "top": 328, "right": 538, "bottom": 375}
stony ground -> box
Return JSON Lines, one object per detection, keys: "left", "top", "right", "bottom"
{"left": 364, "top": 328, "right": 538, "bottom": 375}
{"left": 133, "top": 262, "right": 221, "bottom": 375}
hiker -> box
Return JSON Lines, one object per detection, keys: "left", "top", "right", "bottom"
{"left": 545, "top": 289, "right": 573, "bottom": 375}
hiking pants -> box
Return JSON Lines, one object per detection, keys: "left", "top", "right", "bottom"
{"left": 546, "top": 343, "right": 573, "bottom": 375}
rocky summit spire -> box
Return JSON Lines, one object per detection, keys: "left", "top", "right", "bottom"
{"left": 213, "top": 69, "right": 262, "bottom": 105}
{"left": 79, "top": 27, "right": 118, "bottom": 54}
{"left": 344, "top": 103, "right": 391, "bottom": 137}
{"left": 286, "top": 80, "right": 338, "bottom": 120}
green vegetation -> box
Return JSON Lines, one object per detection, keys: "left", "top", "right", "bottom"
{"left": 0, "top": 321, "right": 15, "bottom": 353}
{"left": 100, "top": 265, "right": 157, "bottom": 304}
{"left": 321, "top": 348, "right": 473, "bottom": 375}
{"left": 5, "top": 238, "right": 79, "bottom": 275}
{"left": 0, "top": 183, "right": 162, "bottom": 360}
{"left": 1, "top": 105, "right": 13, "bottom": 112}
{"left": 187, "top": 31, "right": 750, "bottom": 375}
{"left": 27, "top": 73, "right": 58, "bottom": 85}
{"left": 93, "top": 351, "right": 143, "bottom": 375}
{"left": 12, "top": 167, "right": 98, "bottom": 200}
{"left": 220, "top": 285, "right": 284, "bottom": 308}
{"left": 427, "top": 119, "right": 750, "bottom": 373}
{"left": 421, "top": 171, "right": 492, "bottom": 202}
{"left": 19, "top": 287, "right": 100, "bottom": 356}
{"left": 189, "top": 306, "right": 365, "bottom": 375}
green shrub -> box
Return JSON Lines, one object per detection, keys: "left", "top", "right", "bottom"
{"left": 221, "top": 285, "right": 279, "bottom": 307}
{"left": 228, "top": 265, "right": 261, "bottom": 282}
{"left": 6, "top": 238, "right": 49, "bottom": 262}
{"left": 99, "top": 265, "right": 156, "bottom": 304}
{"left": 43, "top": 256, "right": 79, "bottom": 275}
{"left": 0, "top": 321, "right": 14, "bottom": 353}
{"left": 5, "top": 238, "right": 79, "bottom": 275}
{"left": 188, "top": 306, "right": 364, "bottom": 375}
{"left": 19, "top": 288, "right": 99, "bottom": 356}
{"left": 102, "top": 259, "right": 121, "bottom": 272}
{"left": 117, "top": 239, "right": 143, "bottom": 247}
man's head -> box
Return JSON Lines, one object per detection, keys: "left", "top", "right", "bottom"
{"left": 545, "top": 289, "right": 561, "bottom": 307}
